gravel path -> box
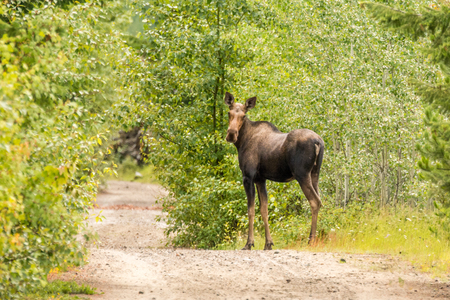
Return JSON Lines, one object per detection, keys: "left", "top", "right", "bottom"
{"left": 54, "top": 180, "right": 449, "bottom": 300}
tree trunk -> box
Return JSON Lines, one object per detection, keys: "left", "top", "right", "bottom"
{"left": 381, "top": 68, "right": 389, "bottom": 208}
{"left": 394, "top": 147, "right": 402, "bottom": 207}
{"left": 381, "top": 145, "right": 389, "bottom": 207}
{"left": 334, "top": 137, "right": 341, "bottom": 207}
{"left": 344, "top": 140, "right": 350, "bottom": 208}
{"left": 212, "top": 3, "right": 221, "bottom": 160}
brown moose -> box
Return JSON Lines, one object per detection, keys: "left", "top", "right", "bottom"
{"left": 224, "top": 92, "right": 325, "bottom": 250}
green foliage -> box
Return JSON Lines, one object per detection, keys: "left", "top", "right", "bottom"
{"left": 134, "top": 0, "right": 438, "bottom": 249}
{"left": 319, "top": 206, "right": 450, "bottom": 276}
{"left": 2, "top": 1, "right": 445, "bottom": 292}
{"left": 363, "top": 0, "right": 450, "bottom": 236}
{"left": 0, "top": 0, "right": 146, "bottom": 298}
{"left": 132, "top": 0, "right": 274, "bottom": 248}
{"left": 25, "top": 280, "right": 95, "bottom": 300}
{"left": 0, "top": 0, "right": 86, "bottom": 22}
{"left": 219, "top": 205, "right": 450, "bottom": 276}
{"left": 106, "top": 157, "right": 157, "bottom": 184}
{"left": 235, "top": 0, "right": 438, "bottom": 209}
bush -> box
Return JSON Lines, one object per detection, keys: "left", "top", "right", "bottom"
{"left": 0, "top": 1, "right": 144, "bottom": 297}
{"left": 139, "top": 0, "right": 437, "bottom": 249}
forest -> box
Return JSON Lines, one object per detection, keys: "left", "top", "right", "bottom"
{"left": 1, "top": 0, "right": 449, "bottom": 298}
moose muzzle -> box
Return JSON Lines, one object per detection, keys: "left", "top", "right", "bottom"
{"left": 226, "top": 129, "right": 238, "bottom": 143}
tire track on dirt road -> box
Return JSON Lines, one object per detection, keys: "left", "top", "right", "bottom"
{"left": 53, "top": 180, "right": 449, "bottom": 300}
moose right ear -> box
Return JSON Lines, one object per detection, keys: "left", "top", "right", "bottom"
{"left": 224, "top": 92, "right": 235, "bottom": 108}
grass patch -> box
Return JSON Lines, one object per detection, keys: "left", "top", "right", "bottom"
{"left": 217, "top": 205, "right": 450, "bottom": 279}
{"left": 306, "top": 208, "right": 450, "bottom": 278}
{"left": 25, "top": 280, "right": 96, "bottom": 300}
{"left": 106, "top": 157, "right": 158, "bottom": 184}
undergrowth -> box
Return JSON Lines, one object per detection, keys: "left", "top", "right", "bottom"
{"left": 25, "top": 280, "right": 96, "bottom": 300}
{"left": 217, "top": 203, "right": 450, "bottom": 279}
{"left": 105, "top": 157, "right": 158, "bottom": 184}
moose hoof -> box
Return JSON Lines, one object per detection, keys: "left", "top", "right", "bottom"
{"left": 241, "top": 243, "right": 254, "bottom": 250}
{"left": 264, "top": 242, "right": 274, "bottom": 250}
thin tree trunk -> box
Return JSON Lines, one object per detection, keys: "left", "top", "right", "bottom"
{"left": 381, "top": 68, "right": 389, "bottom": 207}
{"left": 213, "top": 78, "right": 219, "bottom": 136}
{"left": 219, "top": 65, "right": 225, "bottom": 135}
{"left": 344, "top": 140, "right": 351, "bottom": 208}
{"left": 334, "top": 137, "right": 340, "bottom": 207}
{"left": 394, "top": 148, "right": 402, "bottom": 207}
{"left": 381, "top": 145, "right": 388, "bottom": 207}
{"left": 212, "top": 3, "right": 221, "bottom": 159}
{"left": 371, "top": 145, "right": 378, "bottom": 198}
{"left": 409, "top": 143, "right": 416, "bottom": 208}
{"left": 350, "top": 43, "right": 354, "bottom": 91}
{"left": 409, "top": 142, "right": 415, "bottom": 182}
{"left": 344, "top": 43, "right": 353, "bottom": 208}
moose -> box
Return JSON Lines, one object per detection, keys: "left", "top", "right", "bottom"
{"left": 224, "top": 92, "right": 325, "bottom": 250}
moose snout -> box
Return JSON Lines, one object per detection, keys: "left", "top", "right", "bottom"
{"left": 226, "top": 129, "right": 238, "bottom": 143}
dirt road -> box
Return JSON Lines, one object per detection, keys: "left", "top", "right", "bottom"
{"left": 57, "top": 180, "right": 449, "bottom": 300}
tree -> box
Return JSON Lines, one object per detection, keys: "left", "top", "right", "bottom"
{"left": 0, "top": 1, "right": 146, "bottom": 297}
{"left": 132, "top": 0, "right": 436, "bottom": 248}
{"left": 362, "top": 1, "right": 450, "bottom": 227}
{"left": 132, "top": 0, "right": 274, "bottom": 248}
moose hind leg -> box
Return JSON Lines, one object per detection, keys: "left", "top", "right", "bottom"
{"left": 311, "top": 170, "right": 320, "bottom": 196}
{"left": 298, "top": 175, "right": 321, "bottom": 244}
{"left": 242, "top": 175, "right": 256, "bottom": 250}
{"left": 256, "top": 181, "right": 274, "bottom": 250}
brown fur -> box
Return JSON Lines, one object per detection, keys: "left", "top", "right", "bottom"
{"left": 224, "top": 92, "right": 325, "bottom": 250}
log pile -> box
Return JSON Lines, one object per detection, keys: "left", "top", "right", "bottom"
{"left": 113, "top": 127, "right": 147, "bottom": 164}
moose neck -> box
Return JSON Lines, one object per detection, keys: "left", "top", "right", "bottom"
{"left": 234, "top": 117, "right": 253, "bottom": 150}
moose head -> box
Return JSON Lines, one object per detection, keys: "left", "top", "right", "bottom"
{"left": 224, "top": 92, "right": 256, "bottom": 144}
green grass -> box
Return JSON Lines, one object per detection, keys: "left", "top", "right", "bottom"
{"left": 217, "top": 206, "right": 450, "bottom": 279}
{"left": 310, "top": 208, "right": 450, "bottom": 277}
{"left": 106, "top": 157, "right": 158, "bottom": 184}
{"left": 25, "top": 280, "right": 96, "bottom": 300}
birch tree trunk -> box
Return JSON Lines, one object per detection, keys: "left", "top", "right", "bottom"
{"left": 344, "top": 140, "right": 351, "bottom": 208}
{"left": 344, "top": 43, "right": 353, "bottom": 208}
{"left": 381, "top": 68, "right": 389, "bottom": 207}
{"left": 394, "top": 148, "right": 402, "bottom": 207}
{"left": 334, "top": 137, "right": 341, "bottom": 207}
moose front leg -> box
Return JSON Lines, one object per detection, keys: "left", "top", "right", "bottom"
{"left": 256, "top": 180, "right": 274, "bottom": 250}
{"left": 242, "top": 175, "right": 255, "bottom": 250}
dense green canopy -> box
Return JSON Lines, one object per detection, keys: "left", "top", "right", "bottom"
{"left": 0, "top": 0, "right": 444, "bottom": 297}
{"left": 0, "top": 1, "right": 144, "bottom": 298}
{"left": 131, "top": 0, "right": 437, "bottom": 248}
{"left": 363, "top": 0, "right": 450, "bottom": 234}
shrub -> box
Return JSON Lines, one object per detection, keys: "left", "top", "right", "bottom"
{"left": 0, "top": 1, "right": 144, "bottom": 297}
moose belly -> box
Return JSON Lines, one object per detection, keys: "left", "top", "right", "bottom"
{"left": 257, "top": 162, "right": 294, "bottom": 183}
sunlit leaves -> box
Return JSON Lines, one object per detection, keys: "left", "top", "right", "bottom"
{"left": 131, "top": 0, "right": 271, "bottom": 248}
{"left": 135, "top": 0, "right": 439, "bottom": 249}
{"left": 0, "top": 1, "right": 146, "bottom": 298}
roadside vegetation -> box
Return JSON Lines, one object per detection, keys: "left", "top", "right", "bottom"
{"left": 219, "top": 204, "right": 450, "bottom": 278}
{"left": 135, "top": 0, "right": 450, "bottom": 277}
{"left": 24, "top": 280, "right": 95, "bottom": 300}
{"left": 2, "top": 0, "right": 450, "bottom": 298}
{"left": 0, "top": 0, "right": 144, "bottom": 298}
{"left": 105, "top": 157, "right": 157, "bottom": 184}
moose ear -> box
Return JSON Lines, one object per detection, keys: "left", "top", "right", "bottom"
{"left": 245, "top": 96, "right": 257, "bottom": 111}
{"left": 224, "top": 92, "right": 235, "bottom": 108}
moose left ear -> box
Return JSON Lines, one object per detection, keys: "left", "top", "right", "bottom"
{"left": 245, "top": 96, "right": 257, "bottom": 111}
{"left": 224, "top": 92, "right": 235, "bottom": 108}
